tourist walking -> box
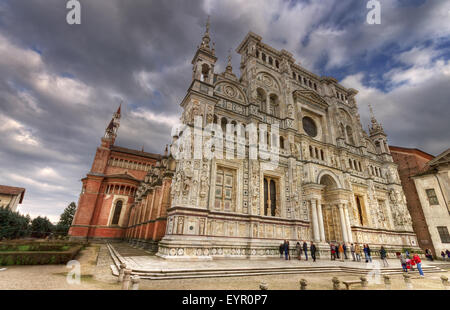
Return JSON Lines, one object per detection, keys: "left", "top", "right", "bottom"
{"left": 284, "top": 240, "right": 290, "bottom": 260}
{"left": 338, "top": 243, "right": 344, "bottom": 262}
{"left": 279, "top": 243, "right": 284, "bottom": 258}
{"left": 446, "top": 249, "right": 450, "bottom": 261}
{"left": 355, "top": 243, "right": 361, "bottom": 262}
{"left": 330, "top": 243, "right": 336, "bottom": 260}
{"left": 412, "top": 252, "right": 424, "bottom": 277}
{"left": 366, "top": 244, "right": 372, "bottom": 262}
{"left": 343, "top": 243, "right": 348, "bottom": 259}
{"left": 379, "top": 246, "right": 388, "bottom": 267}
{"left": 296, "top": 242, "right": 302, "bottom": 260}
{"left": 350, "top": 243, "right": 356, "bottom": 261}
{"left": 441, "top": 251, "right": 446, "bottom": 260}
{"left": 310, "top": 242, "right": 317, "bottom": 262}
{"left": 303, "top": 241, "right": 308, "bottom": 261}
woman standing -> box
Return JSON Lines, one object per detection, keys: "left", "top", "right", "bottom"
{"left": 379, "top": 246, "right": 388, "bottom": 267}
{"left": 338, "top": 244, "right": 345, "bottom": 262}
{"left": 296, "top": 242, "right": 302, "bottom": 260}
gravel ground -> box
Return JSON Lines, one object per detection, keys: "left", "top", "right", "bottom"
{"left": 0, "top": 244, "right": 448, "bottom": 290}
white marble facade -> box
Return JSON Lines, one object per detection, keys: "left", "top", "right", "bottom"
{"left": 156, "top": 28, "right": 419, "bottom": 260}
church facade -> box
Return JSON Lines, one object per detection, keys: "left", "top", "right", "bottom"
{"left": 71, "top": 21, "right": 420, "bottom": 259}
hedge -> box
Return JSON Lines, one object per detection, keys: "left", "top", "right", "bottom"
{"left": 0, "top": 244, "right": 83, "bottom": 266}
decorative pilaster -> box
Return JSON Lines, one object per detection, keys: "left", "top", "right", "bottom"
{"left": 343, "top": 203, "right": 353, "bottom": 243}
{"left": 311, "top": 200, "right": 320, "bottom": 242}
{"left": 317, "top": 199, "right": 326, "bottom": 242}
{"left": 339, "top": 204, "right": 349, "bottom": 243}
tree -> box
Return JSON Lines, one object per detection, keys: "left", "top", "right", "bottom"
{"left": 31, "top": 216, "right": 54, "bottom": 238}
{"left": 55, "top": 202, "right": 77, "bottom": 236}
{"left": 0, "top": 207, "right": 31, "bottom": 239}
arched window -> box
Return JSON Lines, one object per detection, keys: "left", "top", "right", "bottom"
{"left": 275, "top": 60, "right": 279, "bottom": 68}
{"left": 221, "top": 117, "right": 227, "bottom": 135}
{"left": 262, "top": 53, "right": 266, "bottom": 62}
{"left": 346, "top": 125, "right": 355, "bottom": 145}
{"left": 111, "top": 200, "right": 123, "bottom": 225}
{"left": 321, "top": 150, "right": 324, "bottom": 161}
{"left": 201, "top": 64, "right": 210, "bottom": 82}
{"left": 269, "top": 56, "right": 273, "bottom": 65}
{"left": 256, "top": 50, "right": 259, "bottom": 58}
{"left": 256, "top": 88, "right": 267, "bottom": 112}
{"left": 269, "top": 94, "right": 279, "bottom": 117}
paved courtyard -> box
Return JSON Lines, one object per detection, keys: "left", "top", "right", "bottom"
{"left": 0, "top": 243, "right": 448, "bottom": 290}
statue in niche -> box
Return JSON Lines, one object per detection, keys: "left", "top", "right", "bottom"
{"left": 199, "top": 174, "right": 209, "bottom": 198}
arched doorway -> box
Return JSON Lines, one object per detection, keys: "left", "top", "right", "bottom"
{"left": 319, "top": 175, "right": 344, "bottom": 243}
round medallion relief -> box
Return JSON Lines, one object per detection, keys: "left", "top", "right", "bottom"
{"left": 302, "top": 116, "right": 318, "bottom": 137}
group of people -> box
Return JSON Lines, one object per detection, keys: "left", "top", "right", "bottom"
{"left": 279, "top": 241, "right": 428, "bottom": 276}
{"left": 279, "top": 240, "right": 318, "bottom": 262}
{"left": 329, "top": 243, "right": 376, "bottom": 264}
{"left": 423, "top": 248, "right": 450, "bottom": 261}
{"left": 397, "top": 251, "right": 424, "bottom": 276}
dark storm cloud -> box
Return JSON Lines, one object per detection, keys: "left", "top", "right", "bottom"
{"left": 0, "top": 0, "right": 448, "bottom": 220}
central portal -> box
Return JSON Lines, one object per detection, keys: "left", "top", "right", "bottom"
{"left": 319, "top": 174, "right": 344, "bottom": 243}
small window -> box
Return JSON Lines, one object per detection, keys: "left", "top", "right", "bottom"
{"left": 425, "top": 189, "right": 439, "bottom": 205}
{"left": 437, "top": 226, "right": 450, "bottom": 243}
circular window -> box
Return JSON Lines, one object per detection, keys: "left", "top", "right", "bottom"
{"left": 302, "top": 116, "right": 317, "bottom": 137}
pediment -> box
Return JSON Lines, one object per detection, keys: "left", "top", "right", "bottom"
{"left": 293, "top": 89, "right": 328, "bottom": 107}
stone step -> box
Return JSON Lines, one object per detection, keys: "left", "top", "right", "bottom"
{"left": 107, "top": 243, "right": 446, "bottom": 280}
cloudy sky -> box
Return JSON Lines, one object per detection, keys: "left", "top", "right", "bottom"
{"left": 0, "top": 0, "right": 449, "bottom": 222}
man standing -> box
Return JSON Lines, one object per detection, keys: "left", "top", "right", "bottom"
{"left": 303, "top": 241, "right": 308, "bottom": 261}
{"left": 350, "top": 243, "right": 356, "bottom": 261}
{"left": 412, "top": 252, "right": 424, "bottom": 277}
{"left": 310, "top": 242, "right": 317, "bottom": 262}
{"left": 335, "top": 243, "right": 340, "bottom": 260}
{"left": 343, "top": 243, "right": 348, "bottom": 259}
{"left": 284, "top": 240, "right": 290, "bottom": 260}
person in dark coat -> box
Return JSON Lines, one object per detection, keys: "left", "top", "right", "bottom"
{"left": 380, "top": 246, "right": 388, "bottom": 267}
{"left": 343, "top": 243, "right": 348, "bottom": 259}
{"left": 284, "top": 240, "right": 290, "bottom": 260}
{"left": 279, "top": 243, "right": 284, "bottom": 258}
{"left": 303, "top": 241, "right": 308, "bottom": 261}
{"left": 310, "top": 242, "right": 317, "bottom": 262}
{"left": 335, "top": 243, "right": 340, "bottom": 259}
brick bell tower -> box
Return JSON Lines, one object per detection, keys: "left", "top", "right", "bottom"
{"left": 69, "top": 105, "right": 122, "bottom": 240}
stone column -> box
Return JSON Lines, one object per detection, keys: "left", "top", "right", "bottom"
{"left": 317, "top": 199, "right": 326, "bottom": 242}
{"left": 338, "top": 204, "right": 348, "bottom": 243}
{"left": 310, "top": 200, "right": 320, "bottom": 242}
{"left": 343, "top": 203, "right": 353, "bottom": 243}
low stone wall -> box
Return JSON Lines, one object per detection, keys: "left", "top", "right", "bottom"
{"left": 0, "top": 242, "right": 84, "bottom": 266}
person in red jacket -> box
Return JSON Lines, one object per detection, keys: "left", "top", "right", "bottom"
{"left": 412, "top": 252, "right": 424, "bottom": 277}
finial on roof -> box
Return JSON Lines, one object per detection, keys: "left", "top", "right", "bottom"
{"left": 200, "top": 15, "right": 212, "bottom": 51}
{"left": 226, "top": 48, "right": 233, "bottom": 73}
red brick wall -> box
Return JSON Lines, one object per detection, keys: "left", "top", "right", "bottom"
{"left": 390, "top": 146, "right": 436, "bottom": 255}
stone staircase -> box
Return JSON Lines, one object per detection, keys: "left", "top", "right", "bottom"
{"left": 107, "top": 243, "right": 446, "bottom": 280}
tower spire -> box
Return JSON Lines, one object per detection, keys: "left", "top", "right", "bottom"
{"left": 104, "top": 104, "right": 121, "bottom": 144}
{"left": 200, "top": 15, "right": 212, "bottom": 51}
{"left": 368, "top": 104, "right": 384, "bottom": 136}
